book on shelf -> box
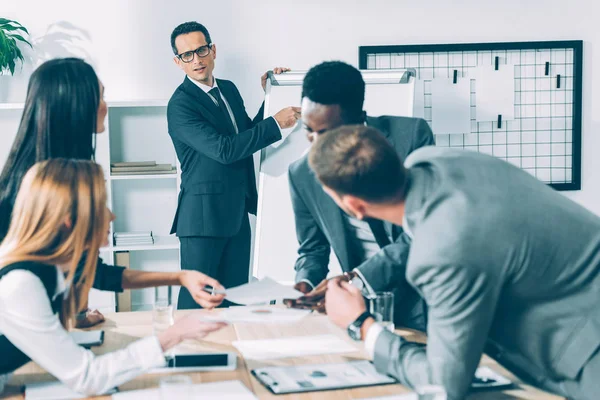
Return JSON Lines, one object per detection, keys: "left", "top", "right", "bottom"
{"left": 111, "top": 164, "right": 174, "bottom": 173}
{"left": 114, "top": 231, "right": 153, "bottom": 238}
{"left": 110, "top": 161, "right": 156, "bottom": 168}
{"left": 111, "top": 168, "right": 176, "bottom": 176}
{"left": 115, "top": 238, "right": 154, "bottom": 244}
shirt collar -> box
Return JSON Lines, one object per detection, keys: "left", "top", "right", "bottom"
{"left": 187, "top": 75, "right": 218, "bottom": 94}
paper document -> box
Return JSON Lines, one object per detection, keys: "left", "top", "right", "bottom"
{"left": 204, "top": 306, "right": 311, "bottom": 323}
{"left": 253, "top": 360, "right": 396, "bottom": 395}
{"left": 232, "top": 334, "right": 359, "bottom": 360}
{"left": 225, "top": 277, "right": 303, "bottom": 305}
{"left": 25, "top": 381, "right": 116, "bottom": 400}
{"left": 431, "top": 77, "right": 472, "bottom": 135}
{"left": 112, "top": 380, "right": 256, "bottom": 400}
{"left": 475, "top": 63, "right": 516, "bottom": 122}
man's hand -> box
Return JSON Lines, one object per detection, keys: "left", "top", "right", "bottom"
{"left": 75, "top": 309, "right": 105, "bottom": 329}
{"left": 179, "top": 271, "right": 226, "bottom": 309}
{"left": 273, "top": 106, "right": 301, "bottom": 129}
{"left": 285, "top": 272, "right": 357, "bottom": 313}
{"left": 294, "top": 281, "right": 313, "bottom": 294}
{"left": 262, "top": 67, "right": 291, "bottom": 92}
{"left": 325, "top": 278, "right": 367, "bottom": 329}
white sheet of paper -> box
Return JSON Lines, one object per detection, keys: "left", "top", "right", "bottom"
{"left": 225, "top": 277, "right": 303, "bottom": 305}
{"left": 232, "top": 334, "right": 359, "bottom": 360}
{"left": 266, "top": 85, "right": 302, "bottom": 149}
{"left": 413, "top": 79, "right": 426, "bottom": 119}
{"left": 475, "top": 64, "right": 515, "bottom": 122}
{"left": 25, "top": 381, "right": 115, "bottom": 400}
{"left": 112, "top": 380, "right": 256, "bottom": 400}
{"left": 204, "top": 306, "right": 311, "bottom": 323}
{"left": 431, "top": 78, "right": 472, "bottom": 134}
{"left": 364, "top": 83, "right": 414, "bottom": 117}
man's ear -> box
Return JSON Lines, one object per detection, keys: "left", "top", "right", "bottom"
{"left": 211, "top": 43, "right": 217, "bottom": 59}
{"left": 344, "top": 196, "right": 367, "bottom": 220}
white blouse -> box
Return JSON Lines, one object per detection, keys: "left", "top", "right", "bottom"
{"left": 0, "top": 266, "right": 166, "bottom": 396}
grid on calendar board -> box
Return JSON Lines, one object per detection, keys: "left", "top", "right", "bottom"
{"left": 359, "top": 41, "right": 583, "bottom": 191}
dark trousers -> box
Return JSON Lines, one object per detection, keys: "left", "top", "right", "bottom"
{"left": 177, "top": 214, "right": 251, "bottom": 309}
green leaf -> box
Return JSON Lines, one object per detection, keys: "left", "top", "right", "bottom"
{"left": 1, "top": 24, "right": 27, "bottom": 33}
{"left": 7, "top": 33, "right": 32, "bottom": 47}
{"left": 8, "top": 59, "right": 15, "bottom": 75}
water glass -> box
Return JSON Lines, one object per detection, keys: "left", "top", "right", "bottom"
{"left": 153, "top": 286, "right": 174, "bottom": 336}
{"left": 159, "top": 375, "right": 192, "bottom": 400}
{"left": 368, "top": 291, "right": 395, "bottom": 331}
{"left": 416, "top": 385, "right": 447, "bottom": 400}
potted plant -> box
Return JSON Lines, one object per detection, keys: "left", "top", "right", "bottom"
{"left": 0, "top": 18, "right": 32, "bottom": 75}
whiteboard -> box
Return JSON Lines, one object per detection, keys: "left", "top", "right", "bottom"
{"left": 253, "top": 70, "right": 415, "bottom": 284}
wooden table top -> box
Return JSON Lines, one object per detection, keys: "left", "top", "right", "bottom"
{"left": 2, "top": 310, "right": 563, "bottom": 399}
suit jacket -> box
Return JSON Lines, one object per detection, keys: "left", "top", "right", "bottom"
{"left": 289, "top": 116, "right": 434, "bottom": 327}
{"left": 373, "top": 147, "right": 600, "bottom": 400}
{"left": 167, "top": 77, "right": 281, "bottom": 237}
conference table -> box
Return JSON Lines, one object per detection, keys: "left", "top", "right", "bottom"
{"left": 4, "top": 309, "right": 563, "bottom": 399}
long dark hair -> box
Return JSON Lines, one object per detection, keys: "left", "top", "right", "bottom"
{"left": 0, "top": 58, "right": 100, "bottom": 240}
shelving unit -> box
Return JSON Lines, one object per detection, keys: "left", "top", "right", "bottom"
{"left": 1, "top": 100, "right": 182, "bottom": 313}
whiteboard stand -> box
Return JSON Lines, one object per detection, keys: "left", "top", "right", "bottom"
{"left": 252, "top": 69, "right": 416, "bottom": 284}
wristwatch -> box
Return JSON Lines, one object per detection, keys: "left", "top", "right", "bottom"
{"left": 347, "top": 311, "right": 373, "bottom": 341}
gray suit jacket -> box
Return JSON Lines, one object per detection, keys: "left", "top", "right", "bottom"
{"left": 289, "top": 116, "right": 434, "bottom": 328}
{"left": 373, "top": 147, "right": 600, "bottom": 400}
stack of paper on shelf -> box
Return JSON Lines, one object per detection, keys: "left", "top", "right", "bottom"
{"left": 114, "top": 231, "right": 154, "bottom": 246}
{"left": 110, "top": 161, "right": 176, "bottom": 175}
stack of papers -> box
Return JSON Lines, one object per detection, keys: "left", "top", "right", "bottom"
{"left": 24, "top": 381, "right": 116, "bottom": 400}
{"left": 113, "top": 231, "right": 154, "bottom": 246}
{"left": 225, "top": 277, "right": 303, "bottom": 305}
{"left": 204, "top": 306, "right": 311, "bottom": 323}
{"left": 112, "top": 380, "right": 256, "bottom": 399}
{"left": 232, "top": 334, "right": 359, "bottom": 360}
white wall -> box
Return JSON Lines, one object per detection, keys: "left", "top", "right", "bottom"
{"left": 1, "top": 0, "right": 599, "bottom": 209}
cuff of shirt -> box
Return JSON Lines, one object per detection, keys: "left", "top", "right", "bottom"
{"left": 298, "top": 279, "right": 315, "bottom": 290}
{"left": 132, "top": 336, "right": 168, "bottom": 369}
{"left": 364, "top": 322, "right": 385, "bottom": 359}
{"left": 352, "top": 268, "right": 376, "bottom": 297}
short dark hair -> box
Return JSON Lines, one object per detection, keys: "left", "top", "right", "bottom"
{"left": 301, "top": 61, "right": 365, "bottom": 124}
{"left": 170, "top": 21, "right": 212, "bottom": 55}
{"left": 309, "top": 125, "right": 408, "bottom": 203}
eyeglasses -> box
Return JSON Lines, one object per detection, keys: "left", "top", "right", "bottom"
{"left": 177, "top": 44, "right": 213, "bottom": 63}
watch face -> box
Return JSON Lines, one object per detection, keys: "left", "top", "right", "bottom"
{"left": 347, "top": 322, "right": 362, "bottom": 341}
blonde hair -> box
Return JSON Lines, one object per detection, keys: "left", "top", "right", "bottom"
{"left": 0, "top": 159, "right": 108, "bottom": 327}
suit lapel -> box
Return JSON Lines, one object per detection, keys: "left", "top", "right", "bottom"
{"left": 306, "top": 165, "right": 353, "bottom": 270}
{"left": 216, "top": 79, "right": 243, "bottom": 134}
{"left": 181, "top": 77, "right": 233, "bottom": 135}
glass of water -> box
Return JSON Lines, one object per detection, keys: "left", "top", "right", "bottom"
{"left": 416, "top": 385, "right": 447, "bottom": 400}
{"left": 159, "top": 375, "right": 192, "bottom": 400}
{"left": 153, "top": 286, "right": 174, "bottom": 336}
{"left": 369, "top": 291, "right": 395, "bottom": 331}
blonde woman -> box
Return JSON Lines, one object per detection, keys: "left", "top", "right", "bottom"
{"left": 0, "top": 159, "right": 227, "bottom": 395}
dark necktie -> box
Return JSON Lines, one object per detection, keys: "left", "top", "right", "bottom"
{"left": 367, "top": 218, "right": 392, "bottom": 248}
{"left": 209, "top": 87, "right": 236, "bottom": 134}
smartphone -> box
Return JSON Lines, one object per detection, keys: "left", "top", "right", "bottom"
{"left": 151, "top": 353, "right": 237, "bottom": 373}
{"left": 70, "top": 330, "right": 104, "bottom": 348}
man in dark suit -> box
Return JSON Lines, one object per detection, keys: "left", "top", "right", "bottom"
{"left": 313, "top": 125, "right": 600, "bottom": 400}
{"left": 167, "top": 21, "right": 300, "bottom": 309}
{"left": 288, "top": 61, "right": 434, "bottom": 329}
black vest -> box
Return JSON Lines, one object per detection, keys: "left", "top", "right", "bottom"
{"left": 0, "top": 262, "right": 63, "bottom": 374}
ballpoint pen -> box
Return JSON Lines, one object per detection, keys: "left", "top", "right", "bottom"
{"left": 202, "top": 285, "right": 227, "bottom": 296}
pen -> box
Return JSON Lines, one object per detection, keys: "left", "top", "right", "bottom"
{"left": 202, "top": 285, "right": 227, "bottom": 296}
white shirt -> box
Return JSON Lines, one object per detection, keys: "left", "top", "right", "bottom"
{"left": 0, "top": 266, "right": 166, "bottom": 396}
{"left": 187, "top": 76, "right": 282, "bottom": 133}
{"left": 188, "top": 76, "right": 240, "bottom": 134}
